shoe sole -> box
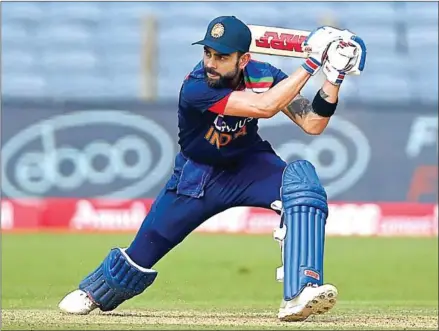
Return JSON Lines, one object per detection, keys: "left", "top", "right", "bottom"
{"left": 278, "top": 285, "right": 338, "bottom": 322}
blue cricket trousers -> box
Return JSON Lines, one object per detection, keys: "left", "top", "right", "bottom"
{"left": 126, "top": 151, "right": 286, "bottom": 268}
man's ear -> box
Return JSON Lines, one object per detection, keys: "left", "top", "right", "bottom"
{"left": 238, "top": 52, "right": 251, "bottom": 70}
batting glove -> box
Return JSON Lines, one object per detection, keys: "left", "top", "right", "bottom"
{"left": 331, "top": 30, "right": 367, "bottom": 75}
{"left": 321, "top": 39, "right": 354, "bottom": 85}
{"left": 322, "top": 33, "right": 367, "bottom": 85}
{"left": 301, "top": 26, "right": 344, "bottom": 75}
{"left": 322, "top": 62, "right": 346, "bottom": 86}
{"left": 342, "top": 34, "right": 367, "bottom": 75}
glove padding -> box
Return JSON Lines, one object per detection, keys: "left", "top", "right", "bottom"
{"left": 301, "top": 26, "right": 345, "bottom": 75}
{"left": 322, "top": 31, "right": 367, "bottom": 85}
{"left": 322, "top": 39, "right": 356, "bottom": 85}
{"left": 322, "top": 62, "right": 346, "bottom": 86}
{"left": 343, "top": 34, "right": 367, "bottom": 75}
{"left": 327, "top": 30, "right": 367, "bottom": 75}
{"left": 326, "top": 40, "right": 358, "bottom": 72}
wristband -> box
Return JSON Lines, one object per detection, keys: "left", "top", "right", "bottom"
{"left": 312, "top": 89, "right": 337, "bottom": 117}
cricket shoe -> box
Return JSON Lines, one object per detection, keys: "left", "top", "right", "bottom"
{"left": 58, "top": 289, "right": 98, "bottom": 315}
{"left": 278, "top": 283, "right": 338, "bottom": 322}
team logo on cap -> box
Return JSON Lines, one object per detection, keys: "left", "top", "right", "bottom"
{"left": 211, "top": 23, "right": 225, "bottom": 38}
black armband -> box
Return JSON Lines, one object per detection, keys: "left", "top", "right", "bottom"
{"left": 312, "top": 89, "right": 338, "bottom": 117}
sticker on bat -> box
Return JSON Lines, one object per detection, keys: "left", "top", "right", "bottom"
{"left": 255, "top": 32, "right": 308, "bottom": 52}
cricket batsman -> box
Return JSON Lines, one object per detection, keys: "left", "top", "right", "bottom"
{"left": 59, "top": 16, "right": 366, "bottom": 321}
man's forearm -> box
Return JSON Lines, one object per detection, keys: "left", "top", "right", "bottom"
{"left": 282, "top": 79, "right": 341, "bottom": 135}
{"left": 320, "top": 80, "right": 340, "bottom": 104}
{"left": 256, "top": 67, "right": 311, "bottom": 117}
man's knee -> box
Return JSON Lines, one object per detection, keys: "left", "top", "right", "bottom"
{"left": 125, "top": 223, "right": 180, "bottom": 269}
{"left": 281, "top": 159, "right": 328, "bottom": 214}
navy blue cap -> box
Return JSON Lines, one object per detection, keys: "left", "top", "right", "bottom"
{"left": 192, "top": 16, "right": 252, "bottom": 54}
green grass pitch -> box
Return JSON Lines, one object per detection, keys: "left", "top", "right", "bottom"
{"left": 2, "top": 233, "right": 438, "bottom": 330}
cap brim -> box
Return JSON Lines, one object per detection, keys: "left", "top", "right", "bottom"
{"left": 192, "top": 39, "right": 237, "bottom": 55}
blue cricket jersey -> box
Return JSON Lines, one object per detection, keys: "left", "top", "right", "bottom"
{"left": 177, "top": 60, "right": 288, "bottom": 166}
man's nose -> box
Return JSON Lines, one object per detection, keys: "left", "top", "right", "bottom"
{"left": 205, "top": 58, "right": 217, "bottom": 69}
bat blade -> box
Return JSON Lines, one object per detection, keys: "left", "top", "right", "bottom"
{"left": 248, "top": 24, "right": 311, "bottom": 58}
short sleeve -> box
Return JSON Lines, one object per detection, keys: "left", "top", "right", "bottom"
{"left": 269, "top": 64, "right": 289, "bottom": 86}
{"left": 180, "top": 77, "right": 233, "bottom": 114}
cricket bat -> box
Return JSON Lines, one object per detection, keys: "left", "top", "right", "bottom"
{"left": 248, "top": 24, "right": 311, "bottom": 58}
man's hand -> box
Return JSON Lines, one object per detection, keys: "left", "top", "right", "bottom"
{"left": 322, "top": 40, "right": 353, "bottom": 86}
{"left": 342, "top": 34, "right": 367, "bottom": 75}
{"left": 326, "top": 40, "right": 358, "bottom": 72}
{"left": 322, "top": 33, "right": 367, "bottom": 85}
{"left": 301, "top": 26, "right": 344, "bottom": 76}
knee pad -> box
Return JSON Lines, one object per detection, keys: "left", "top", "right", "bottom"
{"left": 79, "top": 248, "right": 158, "bottom": 311}
{"left": 280, "top": 160, "right": 328, "bottom": 301}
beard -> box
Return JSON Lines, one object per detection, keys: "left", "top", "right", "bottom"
{"left": 204, "top": 63, "right": 240, "bottom": 89}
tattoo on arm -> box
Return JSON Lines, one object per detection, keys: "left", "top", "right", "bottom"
{"left": 286, "top": 89, "right": 330, "bottom": 120}
{"left": 319, "top": 88, "right": 329, "bottom": 99}
{"left": 285, "top": 94, "right": 313, "bottom": 119}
